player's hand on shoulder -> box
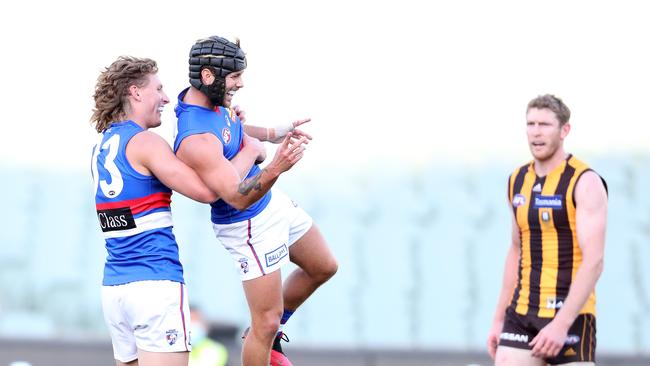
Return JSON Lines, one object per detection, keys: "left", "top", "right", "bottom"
{"left": 233, "top": 105, "right": 246, "bottom": 124}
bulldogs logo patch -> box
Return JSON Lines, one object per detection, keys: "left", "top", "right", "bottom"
{"left": 239, "top": 258, "right": 249, "bottom": 274}
{"left": 166, "top": 329, "right": 178, "bottom": 345}
{"left": 222, "top": 127, "right": 232, "bottom": 144}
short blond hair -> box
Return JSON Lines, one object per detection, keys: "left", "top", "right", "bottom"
{"left": 527, "top": 94, "right": 571, "bottom": 126}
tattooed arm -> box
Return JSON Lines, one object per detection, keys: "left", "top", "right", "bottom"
{"left": 237, "top": 168, "right": 267, "bottom": 195}
{"left": 176, "top": 132, "right": 307, "bottom": 211}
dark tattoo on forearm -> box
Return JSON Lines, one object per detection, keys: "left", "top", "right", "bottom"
{"left": 238, "top": 169, "right": 265, "bottom": 195}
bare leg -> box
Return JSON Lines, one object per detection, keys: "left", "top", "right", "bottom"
{"left": 283, "top": 224, "right": 338, "bottom": 310}
{"left": 495, "top": 346, "right": 547, "bottom": 366}
{"left": 241, "top": 270, "right": 284, "bottom": 366}
{"left": 131, "top": 350, "right": 189, "bottom": 366}
{"left": 116, "top": 360, "right": 138, "bottom": 366}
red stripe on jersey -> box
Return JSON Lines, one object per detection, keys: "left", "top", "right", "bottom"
{"left": 95, "top": 192, "right": 171, "bottom": 214}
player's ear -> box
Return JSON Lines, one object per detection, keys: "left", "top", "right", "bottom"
{"left": 128, "top": 84, "right": 141, "bottom": 101}
{"left": 201, "top": 68, "right": 215, "bottom": 85}
{"left": 561, "top": 122, "right": 571, "bottom": 139}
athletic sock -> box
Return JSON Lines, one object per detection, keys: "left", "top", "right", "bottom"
{"left": 273, "top": 309, "right": 294, "bottom": 354}
{"left": 277, "top": 309, "right": 294, "bottom": 337}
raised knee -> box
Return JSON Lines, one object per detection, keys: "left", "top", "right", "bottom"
{"left": 318, "top": 258, "right": 338, "bottom": 283}
{"left": 327, "top": 259, "right": 339, "bottom": 279}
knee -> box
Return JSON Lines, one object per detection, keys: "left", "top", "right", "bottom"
{"left": 315, "top": 257, "right": 338, "bottom": 284}
{"left": 251, "top": 309, "right": 282, "bottom": 341}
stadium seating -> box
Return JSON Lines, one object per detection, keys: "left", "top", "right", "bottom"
{"left": 0, "top": 155, "right": 649, "bottom": 354}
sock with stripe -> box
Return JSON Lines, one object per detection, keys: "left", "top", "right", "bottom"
{"left": 273, "top": 309, "right": 294, "bottom": 354}
{"left": 277, "top": 309, "right": 294, "bottom": 337}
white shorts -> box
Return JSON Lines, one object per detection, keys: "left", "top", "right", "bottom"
{"left": 101, "top": 280, "right": 191, "bottom": 362}
{"left": 212, "top": 190, "right": 313, "bottom": 281}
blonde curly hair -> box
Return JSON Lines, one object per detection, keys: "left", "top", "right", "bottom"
{"left": 91, "top": 56, "right": 158, "bottom": 132}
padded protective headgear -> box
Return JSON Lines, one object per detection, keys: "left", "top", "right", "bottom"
{"left": 189, "top": 36, "right": 247, "bottom": 106}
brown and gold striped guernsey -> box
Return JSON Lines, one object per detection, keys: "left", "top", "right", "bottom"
{"left": 508, "top": 154, "right": 605, "bottom": 318}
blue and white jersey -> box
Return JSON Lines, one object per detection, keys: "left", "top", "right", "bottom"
{"left": 173, "top": 88, "right": 271, "bottom": 224}
{"left": 91, "top": 121, "right": 183, "bottom": 286}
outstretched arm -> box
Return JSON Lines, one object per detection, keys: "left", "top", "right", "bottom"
{"left": 243, "top": 119, "right": 312, "bottom": 143}
{"left": 234, "top": 105, "right": 312, "bottom": 143}
{"left": 126, "top": 131, "right": 217, "bottom": 203}
{"left": 529, "top": 171, "right": 607, "bottom": 358}
{"left": 176, "top": 132, "right": 308, "bottom": 211}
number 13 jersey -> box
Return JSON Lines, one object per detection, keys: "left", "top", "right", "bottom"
{"left": 91, "top": 121, "right": 183, "bottom": 286}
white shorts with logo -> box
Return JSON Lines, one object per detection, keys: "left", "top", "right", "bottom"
{"left": 101, "top": 280, "right": 191, "bottom": 362}
{"left": 212, "top": 190, "right": 313, "bottom": 281}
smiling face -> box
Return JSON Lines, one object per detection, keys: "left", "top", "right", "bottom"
{"left": 131, "top": 73, "right": 169, "bottom": 128}
{"left": 223, "top": 70, "right": 244, "bottom": 108}
{"left": 526, "top": 107, "right": 570, "bottom": 162}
